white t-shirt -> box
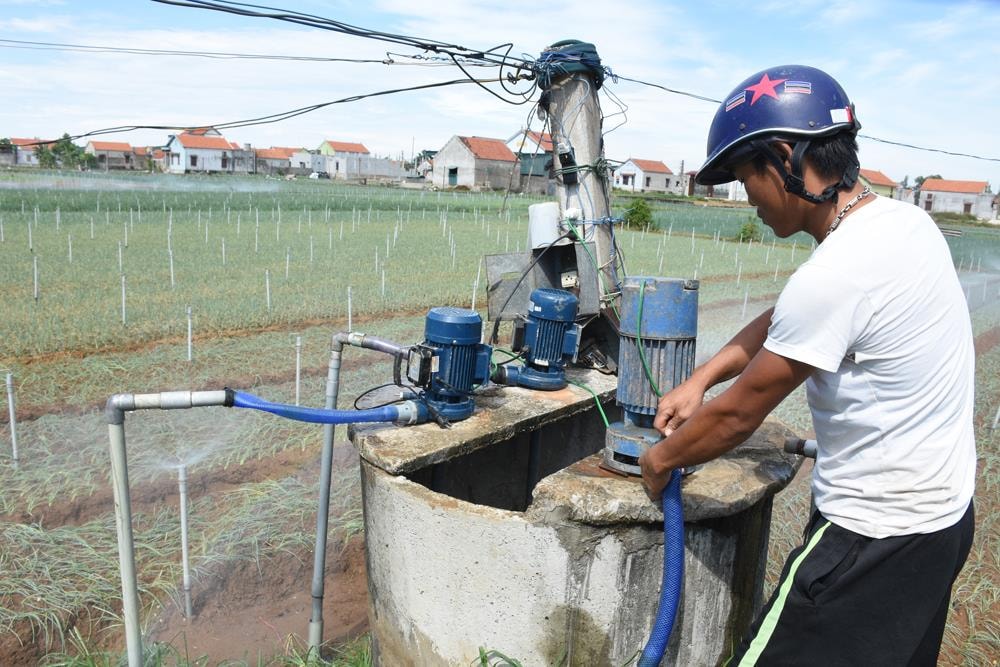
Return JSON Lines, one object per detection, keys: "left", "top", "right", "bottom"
{"left": 764, "top": 195, "right": 976, "bottom": 538}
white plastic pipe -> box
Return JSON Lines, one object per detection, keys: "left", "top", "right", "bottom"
{"left": 5, "top": 373, "right": 18, "bottom": 468}
{"left": 178, "top": 464, "right": 193, "bottom": 619}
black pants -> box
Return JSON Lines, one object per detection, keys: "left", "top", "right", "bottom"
{"left": 726, "top": 502, "right": 975, "bottom": 667}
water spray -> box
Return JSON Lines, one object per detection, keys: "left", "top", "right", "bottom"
{"left": 105, "top": 307, "right": 493, "bottom": 665}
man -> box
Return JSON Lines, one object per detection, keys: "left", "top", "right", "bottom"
{"left": 638, "top": 65, "right": 976, "bottom": 666}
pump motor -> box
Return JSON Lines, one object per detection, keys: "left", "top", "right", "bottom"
{"left": 492, "top": 288, "right": 581, "bottom": 391}
{"left": 407, "top": 307, "right": 492, "bottom": 422}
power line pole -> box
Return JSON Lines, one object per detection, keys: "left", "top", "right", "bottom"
{"left": 542, "top": 40, "right": 620, "bottom": 324}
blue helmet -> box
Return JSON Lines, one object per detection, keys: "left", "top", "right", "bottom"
{"left": 697, "top": 65, "right": 861, "bottom": 201}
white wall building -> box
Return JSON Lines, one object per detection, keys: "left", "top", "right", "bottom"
{"left": 614, "top": 159, "right": 682, "bottom": 194}
{"left": 432, "top": 136, "right": 518, "bottom": 190}
{"left": 919, "top": 178, "right": 995, "bottom": 220}
{"left": 164, "top": 129, "right": 251, "bottom": 175}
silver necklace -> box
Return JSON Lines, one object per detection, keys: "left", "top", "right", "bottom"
{"left": 825, "top": 186, "right": 872, "bottom": 238}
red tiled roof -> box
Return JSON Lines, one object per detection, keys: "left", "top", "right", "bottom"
{"left": 175, "top": 133, "right": 236, "bottom": 150}
{"left": 859, "top": 169, "right": 897, "bottom": 188}
{"left": 460, "top": 136, "right": 516, "bottom": 162}
{"left": 152, "top": 149, "right": 165, "bottom": 159}
{"left": 256, "top": 147, "right": 297, "bottom": 160}
{"left": 921, "top": 178, "right": 988, "bottom": 194}
{"left": 526, "top": 131, "right": 554, "bottom": 152}
{"left": 10, "top": 137, "right": 55, "bottom": 148}
{"left": 629, "top": 159, "right": 672, "bottom": 174}
{"left": 133, "top": 146, "right": 148, "bottom": 156}
{"left": 88, "top": 141, "right": 132, "bottom": 152}
{"left": 322, "top": 140, "right": 369, "bottom": 154}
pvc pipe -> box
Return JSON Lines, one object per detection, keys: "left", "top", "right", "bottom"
{"left": 178, "top": 464, "right": 193, "bottom": 619}
{"left": 295, "top": 336, "right": 302, "bottom": 406}
{"left": 6, "top": 373, "right": 18, "bottom": 468}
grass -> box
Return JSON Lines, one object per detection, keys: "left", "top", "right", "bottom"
{"left": 0, "top": 172, "right": 997, "bottom": 663}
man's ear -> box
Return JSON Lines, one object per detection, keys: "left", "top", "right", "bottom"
{"left": 771, "top": 141, "right": 794, "bottom": 169}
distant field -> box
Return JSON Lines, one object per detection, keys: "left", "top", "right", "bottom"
{"left": 0, "top": 171, "right": 997, "bottom": 665}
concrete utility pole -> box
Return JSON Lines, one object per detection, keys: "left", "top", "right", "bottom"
{"left": 542, "top": 41, "right": 620, "bottom": 322}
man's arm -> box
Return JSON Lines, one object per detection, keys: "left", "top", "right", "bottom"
{"left": 639, "top": 347, "right": 814, "bottom": 499}
{"left": 653, "top": 307, "right": 774, "bottom": 436}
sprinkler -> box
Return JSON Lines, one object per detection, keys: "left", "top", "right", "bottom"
{"left": 600, "top": 276, "right": 698, "bottom": 667}
{"left": 104, "top": 306, "right": 494, "bottom": 666}
{"left": 491, "top": 288, "right": 581, "bottom": 390}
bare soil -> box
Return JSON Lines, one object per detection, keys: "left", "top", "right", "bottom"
{"left": 149, "top": 537, "right": 369, "bottom": 664}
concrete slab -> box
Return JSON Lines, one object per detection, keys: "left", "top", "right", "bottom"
{"left": 350, "top": 367, "right": 617, "bottom": 475}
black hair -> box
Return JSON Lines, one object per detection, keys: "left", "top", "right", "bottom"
{"left": 749, "top": 131, "right": 859, "bottom": 179}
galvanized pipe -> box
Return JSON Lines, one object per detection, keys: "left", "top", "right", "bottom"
{"left": 307, "top": 330, "right": 406, "bottom": 654}
{"left": 105, "top": 390, "right": 229, "bottom": 667}
{"left": 178, "top": 464, "right": 193, "bottom": 619}
{"left": 5, "top": 373, "right": 18, "bottom": 468}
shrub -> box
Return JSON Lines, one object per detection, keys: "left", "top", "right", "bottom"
{"left": 623, "top": 198, "right": 653, "bottom": 230}
{"left": 736, "top": 219, "right": 762, "bottom": 242}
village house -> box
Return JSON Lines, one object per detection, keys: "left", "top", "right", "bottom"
{"left": 859, "top": 169, "right": 899, "bottom": 198}
{"left": 432, "top": 135, "right": 518, "bottom": 191}
{"left": 255, "top": 147, "right": 296, "bottom": 175}
{"left": 164, "top": 128, "right": 252, "bottom": 175}
{"left": 614, "top": 159, "right": 681, "bottom": 194}
{"left": 85, "top": 141, "right": 135, "bottom": 170}
{"left": 919, "top": 178, "right": 996, "bottom": 220}
{"left": 132, "top": 146, "right": 166, "bottom": 172}
{"left": 315, "top": 140, "right": 404, "bottom": 182}
{"left": 8, "top": 137, "right": 54, "bottom": 167}
{"left": 507, "top": 130, "right": 554, "bottom": 195}
{"left": 316, "top": 140, "right": 368, "bottom": 179}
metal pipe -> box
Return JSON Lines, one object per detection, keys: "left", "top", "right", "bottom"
{"left": 5, "top": 373, "right": 18, "bottom": 468}
{"left": 783, "top": 437, "right": 818, "bottom": 458}
{"left": 307, "top": 330, "right": 410, "bottom": 653}
{"left": 107, "top": 405, "right": 142, "bottom": 667}
{"left": 308, "top": 333, "right": 343, "bottom": 651}
{"left": 105, "top": 390, "right": 229, "bottom": 667}
{"left": 178, "top": 464, "right": 193, "bottom": 619}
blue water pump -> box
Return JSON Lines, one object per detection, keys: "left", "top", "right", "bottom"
{"left": 492, "top": 288, "right": 582, "bottom": 390}
{"left": 407, "top": 306, "right": 492, "bottom": 422}
{"left": 604, "top": 277, "right": 698, "bottom": 475}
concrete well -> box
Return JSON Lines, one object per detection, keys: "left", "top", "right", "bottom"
{"left": 349, "top": 368, "right": 800, "bottom": 666}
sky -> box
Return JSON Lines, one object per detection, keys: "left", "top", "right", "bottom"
{"left": 1, "top": 0, "right": 999, "bottom": 189}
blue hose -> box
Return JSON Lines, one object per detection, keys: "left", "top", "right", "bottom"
{"left": 231, "top": 391, "right": 401, "bottom": 424}
{"left": 638, "top": 468, "right": 685, "bottom": 667}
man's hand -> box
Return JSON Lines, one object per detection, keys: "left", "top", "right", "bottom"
{"left": 638, "top": 438, "right": 671, "bottom": 501}
{"left": 652, "top": 377, "right": 707, "bottom": 437}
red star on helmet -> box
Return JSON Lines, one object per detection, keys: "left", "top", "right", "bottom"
{"left": 745, "top": 73, "right": 787, "bottom": 105}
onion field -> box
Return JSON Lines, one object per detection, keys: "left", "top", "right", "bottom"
{"left": 0, "top": 170, "right": 997, "bottom": 665}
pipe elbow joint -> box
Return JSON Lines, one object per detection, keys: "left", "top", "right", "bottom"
{"left": 105, "top": 394, "right": 134, "bottom": 424}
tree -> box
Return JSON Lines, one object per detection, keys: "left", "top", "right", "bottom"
{"left": 623, "top": 197, "right": 653, "bottom": 230}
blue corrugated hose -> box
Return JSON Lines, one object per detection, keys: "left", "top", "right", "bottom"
{"left": 638, "top": 468, "right": 685, "bottom": 667}
{"left": 231, "top": 390, "right": 400, "bottom": 424}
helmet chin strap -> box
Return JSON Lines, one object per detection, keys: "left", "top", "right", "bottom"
{"left": 750, "top": 140, "right": 860, "bottom": 204}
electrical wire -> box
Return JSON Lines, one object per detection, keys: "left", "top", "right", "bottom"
{"left": 49, "top": 77, "right": 487, "bottom": 144}
{"left": 0, "top": 37, "right": 391, "bottom": 63}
